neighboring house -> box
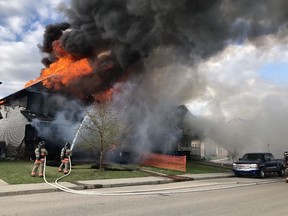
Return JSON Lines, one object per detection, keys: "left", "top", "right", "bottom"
{"left": 201, "top": 138, "right": 229, "bottom": 160}
{"left": 216, "top": 145, "right": 228, "bottom": 158}
{"left": 161, "top": 105, "right": 205, "bottom": 160}
{"left": 163, "top": 105, "right": 228, "bottom": 160}
{"left": 180, "top": 138, "right": 205, "bottom": 160}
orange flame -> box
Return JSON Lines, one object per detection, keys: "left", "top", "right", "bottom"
{"left": 94, "top": 88, "right": 114, "bottom": 102}
{"left": 24, "top": 40, "right": 123, "bottom": 102}
{"left": 25, "top": 40, "right": 93, "bottom": 90}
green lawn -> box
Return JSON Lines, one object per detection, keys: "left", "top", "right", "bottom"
{"left": 0, "top": 160, "right": 231, "bottom": 184}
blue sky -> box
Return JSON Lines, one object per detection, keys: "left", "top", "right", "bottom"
{"left": 260, "top": 63, "right": 288, "bottom": 86}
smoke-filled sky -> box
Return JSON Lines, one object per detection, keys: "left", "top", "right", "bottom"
{"left": 1, "top": 0, "right": 288, "bottom": 157}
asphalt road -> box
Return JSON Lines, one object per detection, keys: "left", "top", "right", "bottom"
{"left": 1, "top": 176, "right": 288, "bottom": 216}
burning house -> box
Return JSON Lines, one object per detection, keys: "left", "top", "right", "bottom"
{"left": 0, "top": 79, "right": 86, "bottom": 160}
{"left": 0, "top": 81, "right": 203, "bottom": 162}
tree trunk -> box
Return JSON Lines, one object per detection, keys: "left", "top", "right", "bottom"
{"left": 99, "top": 150, "right": 104, "bottom": 171}
{"left": 99, "top": 132, "right": 104, "bottom": 171}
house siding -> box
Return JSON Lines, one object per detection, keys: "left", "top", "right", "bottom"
{"left": 0, "top": 106, "right": 29, "bottom": 156}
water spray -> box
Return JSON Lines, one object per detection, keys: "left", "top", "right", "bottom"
{"left": 71, "top": 114, "right": 89, "bottom": 150}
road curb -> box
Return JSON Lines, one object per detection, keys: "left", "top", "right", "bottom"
{"left": 0, "top": 173, "right": 234, "bottom": 197}
{"left": 77, "top": 179, "right": 174, "bottom": 189}
{"left": 0, "top": 188, "right": 58, "bottom": 197}
{"left": 0, "top": 183, "right": 84, "bottom": 197}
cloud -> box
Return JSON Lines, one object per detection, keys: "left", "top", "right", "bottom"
{"left": 0, "top": 26, "right": 16, "bottom": 41}
{"left": 187, "top": 34, "right": 288, "bottom": 157}
{"left": 0, "top": 0, "right": 66, "bottom": 98}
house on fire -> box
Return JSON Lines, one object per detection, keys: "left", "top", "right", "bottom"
{"left": 0, "top": 80, "right": 85, "bottom": 160}
{"left": 0, "top": 83, "right": 207, "bottom": 161}
{"left": 0, "top": 79, "right": 209, "bottom": 161}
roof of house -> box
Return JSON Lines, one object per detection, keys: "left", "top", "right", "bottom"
{"left": 0, "top": 80, "right": 51, "bottom": 106}
{"left": 20, "top": 110, "right": 53, "bottom": 122}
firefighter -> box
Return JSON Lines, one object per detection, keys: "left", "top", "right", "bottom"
{"left": 31, "top": 141, "right": 48, "bottom": 177}
{"left": 58, "top": 142, "right": 72, "bottom": 174}
{"left": 284, "top": 151, "right": 288, "bottom": 183}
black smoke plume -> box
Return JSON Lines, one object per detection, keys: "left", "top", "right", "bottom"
{"left": 38, "top": 0, "right": 288, "bottom": 156}
{"left": 38, "top": 22, "right": 70, "bottom": 67}
{"left": 38, "top": 0, "right": 288, "bottom": 95}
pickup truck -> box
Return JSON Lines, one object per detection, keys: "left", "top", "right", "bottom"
{"left": 232, "top": 152, "right": 285, "bottom": 178}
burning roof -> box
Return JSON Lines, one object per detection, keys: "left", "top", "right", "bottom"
{"left": 25, "top": 22, "right": 132, "bottom": 103}
{"left": 0, "top": 79, "right": 51, "bottom": 106}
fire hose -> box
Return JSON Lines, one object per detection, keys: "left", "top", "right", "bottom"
{"left": 42, "top": 157, "right": 252, "bottom": 196}
{"left": 43, "top": 157, "right": 165, "bottom": 196}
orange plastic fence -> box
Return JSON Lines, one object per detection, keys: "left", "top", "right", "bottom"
{"left": 141, "top": 153, "right": 186, "bottom": 172}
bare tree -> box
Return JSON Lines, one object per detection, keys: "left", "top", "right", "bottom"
{"left": 80, "top": 100, "right": 123, "bottom": 171}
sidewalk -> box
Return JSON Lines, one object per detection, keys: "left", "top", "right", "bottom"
{"left": 0, "top": 172, "right": 234, "bottom": 197}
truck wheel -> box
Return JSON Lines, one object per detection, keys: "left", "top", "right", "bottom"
{"left": 258, "top": 168, "right": 265, "bottom": 178}
{"left": 278, "top": 167, "right": 285, "bottom": 177}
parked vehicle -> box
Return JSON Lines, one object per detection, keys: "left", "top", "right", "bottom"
{"left": 232, "top": 152, "right": 285, "bottom": 178}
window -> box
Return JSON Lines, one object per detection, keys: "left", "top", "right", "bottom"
{"left": 191, "top": 143, "right": 199, "bottom": 148}
{"left": 243, "top": 154, "right": 264, "bottom": 161}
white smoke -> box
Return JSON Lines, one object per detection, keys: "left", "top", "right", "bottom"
{"left": 187, "top": 34, "right": 288, "bottom": 158}
{"left": 31, "top": 95, "right": 85, "bottom": 146}
{"left": 71, "top": 33, "right": 288, "bottom": 159}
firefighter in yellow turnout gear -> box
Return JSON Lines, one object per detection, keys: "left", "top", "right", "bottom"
{"left": 31, "top": 141, "right": 48, "bottom": 177}
{"left": 58, "top": 142, "right": 72, "bottom": 174}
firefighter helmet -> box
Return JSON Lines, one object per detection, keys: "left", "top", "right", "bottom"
{"left": 65, "top": 142, "right": 71, "bottom": 148}
{"left": 38, "top": 141, "right": 45, "bottom": 148}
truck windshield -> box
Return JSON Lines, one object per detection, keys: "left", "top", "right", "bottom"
{"left": 242, "top": 154, "right": 264, "bottom": 161}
